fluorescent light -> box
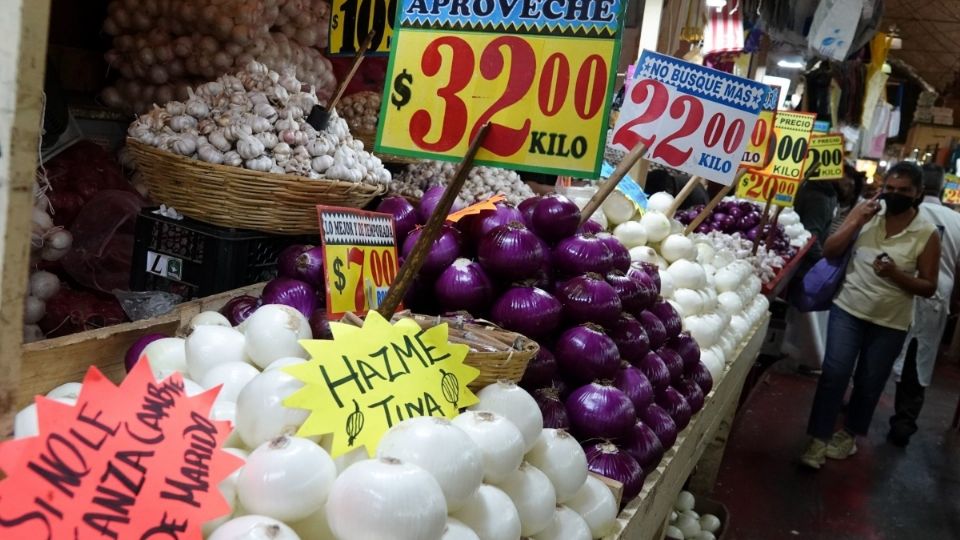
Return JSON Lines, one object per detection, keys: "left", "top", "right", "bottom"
{"left": 890, "top": 37, "right": 902, "bottom": 49}
{"left": 777, "top": 59, "right": 805, "bottom": 70}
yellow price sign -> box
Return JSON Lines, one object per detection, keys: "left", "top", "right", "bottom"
{"left": 285, "top": 311, "right": 480, "bottom": 457}
{"left": 736, "top": 171, "right": 800, "bottom": 207}
{"left": 328, "top": 0, "right": 395, "bottom": 56}
{"left": 756, "top": 111, "right": 816, "bottom": 181}
{"left": 804, "top": 135, "right": 845, "bottom": 180}
{"left": 943, "top": 175, "right": 960, "bottom": 205}
{"left": 318, "top": 206, "right": 400, "bottom": 318}
{"left": 740, "top": 85, "right": 780, "bottom": 169}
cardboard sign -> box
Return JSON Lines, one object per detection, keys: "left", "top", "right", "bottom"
{"left": 804, "top": 134, "right": 845, "bottom": 180}
{"left": 755, "top": 111, "right": 817, "bottom": 180}
{"left": 319, "top": 206, "right": 400, "bottom": 319}
{"left": 612, "top": 50, "right": 768, "bottom": 185}
{"left": 285, "top": 311, "right": 480, "bottom": 458}
{"left": 447, "top": 194, "right": 507, "bottom": 223}
{"left": 328, "top": 0, "right": 395, "bottom": 56}
{"left": 0, "top": 361, "right": 241, "bottom": 539}
{"left": 740, "top": 85, "right": 780, "bottom": 169}
{"left": 376, "top": 0, "right": 627, "bottom": 177}
{"left": 735, "top": 170, "right": 800, "bottom": 207}
{"left": 943, "top": 175, "right": 960, "bottom": 205}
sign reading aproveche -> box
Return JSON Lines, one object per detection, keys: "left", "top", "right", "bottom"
{"left": 611, "top": 50, "right": 768, "bottom": 185}
{"left": 285, "top": 311, "right": 480, "bottom": 457}
{"left": 318, "top": 206, "right": 400, "bottom": 319}
{"left": 376, "top": 0, "right": 627, "bottom": 177}
{"left": 328, "top": 0, "right": 396, "bottom": 56}
{"left": 804, "top": 134, "right": 845, "bottom": 181}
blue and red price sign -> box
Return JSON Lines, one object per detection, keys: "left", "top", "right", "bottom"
{"left": 612, "top": 50, "right": 769, "bottom": 185}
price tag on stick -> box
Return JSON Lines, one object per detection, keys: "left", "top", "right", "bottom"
{"left": 804, "top": 134, "right": 845, "bottom": 180}
{"left": 740, "top": 85, "right": 780, "bottom": 169}
{"left": 319, "top": 207, "right": 400, "bottom": 319}
{"left": 328, "top": 0, "right": 396, "bottom": 56}
{"left": 736, "top": 171, "right": 801, "bottom": 207}
{"left": 755, "top": 111, "right": 817, "bottom": 181}
{"left": 611, "top": 50, "right": 769, "bottom": 185}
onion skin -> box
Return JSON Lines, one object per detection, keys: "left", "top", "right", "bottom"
{"left": 613, "top": 362, "right": 654, "bottom": 412}
{"left": 520, "top": 346, "right": 558, "bottom": 390}
{"left": 609, "top": 313, "right": 651, "bottom": 365}
{"left": 419, "top": 184, "right": 465, "bottom": 223}
{"left": 637, "top": 351, "right": 671, "bottom": 392}
{"left": 639, "top": 403, "right": 678, "bottom": 449}
{"left": 552, "top": 234, "right": 617, "bottom": 277}
{"left": 534, "top": 388, "right": 570, "bottom": 430}
{"left": 624, "top": 420, "right": 665, "bottom": 471}
{"left": 655, "top": 386, "right": 692, "bottom": 431}
{"left": 478, "top": 221, "right": 547, "bottom": 281}
{"left": 657, "top": 346, "right": 685, "bottom": 385}
{"left": 277, "top": 244, "right": 313, "bottom": 280}
{"left": 518, "top": 196, "right": 541, "bottom": 227}
{"left": 578, "top": 219, "right": 604, "bottom": 235}
{"left": 685, "top": 361, "right": 714, "bottom": 395}
{"left": 491, "top": 286, "right": 562, "bottom": 339}
{"left": 261, "top": 278, "right": 318, "bottom": 318}
{"left": 582, "top": 442, "right": 645, "bottom": 501}
{"left": 462, "top": 202, "right": 524, "bottom": 247}
{"left": 596, "top": 232, "right": 631, "bottom": 272}
{"left": 554, "top": 324, "right": 620, "bottom": 385}
{"left": 530, "top": 194, "right": 581, "bottom": 242}
{"left": 649, "top": 300, "right": 682, "bottom": 338}
{"left": 434, "top": 259, "right": 493, "bottom": 313}
{"left": 376, "top": 196, "right": 419, "bottom": 241}
{"left": 626, "top": 265, "right": 659, "bottom": 311}
{"left": 124, "top": 333, "right": 168, "bottom": 372}
{"left": 309, "top": 309, "right": 332, "bottom": 339}
{"left": 637, "top": 310, "right": 668, "bottom": 349}
{"left": 402, "top": 225, "right": 462, "bottom": 276}
{"left": 606, "top": 270, "right": 646, "bottom": 314}
{"left": 629, "top": 262, "right": 661, "bottom": 294}
{"left": 565, "top": 382, "right": 636, "bottom": 441}
{"left": 677, "top": 378, "right": 705, "bottom": 414}
{"left": 555, "top": 274, "right": 622, "bottom": 328}
{"left": 670, "top": 333, "right": 702, "bottom": 371}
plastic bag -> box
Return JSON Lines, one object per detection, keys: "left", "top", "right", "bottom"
{"left": 114, "top": 290, "right": 183, "bottom": 321}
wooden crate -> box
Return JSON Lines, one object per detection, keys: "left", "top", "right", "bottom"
{"left": 15, "top": 283, "right": 263, "bottom": 411}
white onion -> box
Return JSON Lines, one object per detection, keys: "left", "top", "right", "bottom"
{"left": 203, "top": 447, "right": 247, "bottom": 536}
{"left": 377, "top": 416, "right": 484, "bottom": 512}
{"left": 264, "top": 357, "right": 308, "bottom": 371}
{"left": 701, "top": 349, "right": 725, "bottom": 381}
{"left": 665, "top": 525, "right": 685, "bottom": 539}
{"left": 695, "top": 243, "right": 716, "bottom": 265}
{"left": 470, "top": 381, "right": 543, "bottom": 452}
{"left": 327, "top": 457, "right": 448, "bottom": 540}
{"left": 24, "top": 295, "right": 45, "bottom": 324}
{"left": 684, "top": 315, "right": 719, "bottom": 349}
{"left": 525, "top": 429, "right": 588, "bottom": 504}
{"left": 243, "top": 304, "right": 311, "bottom": 368}
{"left": 531, "top": 505, "right": 592, "bottom": 540}
{"left": 200, "top": 361, "right": 260, "bottom": 403}
{"left": 141, "top": 337, "right": 187, "bottom": 379}
{"left": 332, "top": 446, "right": 367, "bottom": 474}
{"left": 186, "top": 325, "right": 248, "bottom": 380}
{"left": 667, "top": 259, "right": 706, "bottom": 290}
{"left": 566, "top": 476, "right": 618, "bottom": 538}
{"left": 675, "top": 490, "right": 695, "bottom": 511}
{"left": 694, "top": 532, "right": 717, "bottom": 540}
{"left": 29, "top": 270, "right": 60, "bottom": 300}
{"left": 676, "top": 514, "right": 701, "bottom": 537}
{"left": 496, "top": 462, "right": 557, "bottom": 536}
{"left": 288, "top": 508, "right": 335, "bottom": 540}
{"left": 442, "top": 517, "right": 481, "bottom": 540}
{"left": 235, "top": 369, "right": 309, "bottom": 448}
{"left": 451, "top": 411, "right": 524, "bottom": 484}
{"left": 660, "top": 234, "right": 695, "bottom": 263}
{"left": 208, "top": 515, "right": 301, "bottom": 540}
{"left": 659, "top": 270, "right": 676, "bottom": 298}
{"left": 700, "top": 513, "right": 722, "bottom": 533}
{"left": 647, "top": 191, "right": 675, "bottom": 214}
{"left": 210, "top": 400, "right": 237, "bottom": 426}
{"left": 717, "top": 291, "right": 744, "bottom": 317}
{"left": 629, "top": 245, "right": 659, "bottom": 264}
{"left": 450, "top": 485, "right": 521, "bottom": 540}
{"left": 672, "top": 288, "right": 703, "bottom": 317}
{"left": 613, "top": 221, "right": 647, "bottom": 248}
{"left": 237, "top": 436, "right": 336, "bottom": 522}
{"left": 14, "top": 403, "right": 39, "bottom": 439}
{"left": 730, "top": 314, "right": 750, "bottom": 338}
{"left": 181, "top": 378, "right": 205, "bottom": 396}
{"left": 602, "top": 191, "right": 637, "bottom": 225}
{"left": 188, "top": 310, "right": 231, "bottom": 330}
{"left": 640, "top": 211, "right": 671, "bottom": 242}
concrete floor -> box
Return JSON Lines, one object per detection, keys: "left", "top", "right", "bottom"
{"left": 713, "top": 362, "right": 960, "bottom": 540}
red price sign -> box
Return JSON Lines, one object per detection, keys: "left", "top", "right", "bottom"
{"left": 612, "top": 50, "right": 769, "bottom": 185}
{"left": 736, "top": 171, "right": 800, "bottom": 207}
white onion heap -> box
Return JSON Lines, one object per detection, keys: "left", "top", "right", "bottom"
{"left": 391, "top": 160, "right": 535, "bottom": 205}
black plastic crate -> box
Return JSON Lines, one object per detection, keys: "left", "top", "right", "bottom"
{"left": 131, "top": 209, "right": 318, "bottom": 300}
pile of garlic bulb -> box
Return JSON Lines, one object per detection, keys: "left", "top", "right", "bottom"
{"left": 391, "top": 160, "right": 535, "bottom": 205}
{"left": 127, "top": 61, "right": 390, "bottom": 185}
{"left": 338, "top": 91, "right": 381, "bottom": 134}
{"left": 101, "top": 0, "right": 335, "bottom": 113}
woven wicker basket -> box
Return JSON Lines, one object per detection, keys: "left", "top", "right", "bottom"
{"left": 127, "top": 138, "right": 387, "bottom": 234}
{"left": 355, "top": 129, "right": 423, "bottom": 166}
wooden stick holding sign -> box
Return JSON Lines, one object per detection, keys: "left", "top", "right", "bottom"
{"left": 763, "top": 206, "right": 784, "bottom": 248}
{"left": 666, "top": 175, "right": 703, "bottom": 218}
{"left": 751, "top": 183, "right": 779, "bottom": 255}
{"left": 306, "top": 30, "right": 375, "bottom": 130}
{"left": 683, "top": 182, "right": 734, "bottom": 234}
{"left": 377, "top": 124, "right": 491, "bottom": 318}
{"left": 578, "top": 143, "right": 647, "bottom": 225}
{"left": 759, "top": 164, "right": 820, "bottom": 251}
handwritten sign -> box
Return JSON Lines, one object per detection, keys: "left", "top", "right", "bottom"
{"left": 376, "top": 0, "right": 627, "bottom": 177}
{"left": 319, "top": 206, "right": 400, "bottom": 319}
{"left": 755, "top": 111, "right": 816, "bottom": 181}
{"left": 736, "top": 171, "right": 799, "bottom": 207}
{"left": 611, "top": 50, "right": 768, "bottom": 185}
{"left": 804, "top": 135, "right": 845, "bottom": 180}
{"left": 285, "top": 311, "right": 480, "bottom": 458}
{"left": 0, "top": 360, "right": 241, "bottom": 539}
{"left": 740, "top": 85, "right": 780, "bottom": 168}
{"left": 328, "top": 0, "right": 395, "bottom": 56}
{"left": 943, "top": 175, "right": 960, "bottom": 205}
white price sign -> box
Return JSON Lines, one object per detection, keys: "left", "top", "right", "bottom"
{"left": 612, "top": 50, "right": 771, "bottom": 185}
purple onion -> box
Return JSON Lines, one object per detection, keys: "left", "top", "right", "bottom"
{"left": 637, "top": 351, "right": 671, "bottom": 391}
{"left": 637, "top": 310, "right": 668, "bottom": 349}
{"left": 544, "top": 376, "right": 570, "bottom": 399}
{"left": 402, "top": 225, "right": 462, "bottom": 275}
{"left": 434, "top": 258, "right": 493, "bottom": 313}
{"left": 624, "top": 420, "right": 665, "bottom": 472}
{"left": 740, "top": 210, "right": 761, "bottom": 230}
{"left": 530, "top": 194, "right": 580, "bottom": 242}
{"left": 649, "top": 301, "right": 682, "bottom": 338}
{"left": 596, "top": 232, "right": 631, "bottom": 272}
{"left": 520, "top": 346, "right": 558, "bottom": 390}
{"left": 566, "top": 382, "right": 636, "bottom": 440}
{"left": 555, "top": 273, "right": 622, "bottom": 327}
{"left": 608, "top": 313, "right": 651, "bottom": 365}
{"left": 627, "top": 264, "right": 660, "bottom": 307}
{"left": 685, "top": 361, "right": 714, "bottom": 395}
{"left": 463, "top": 203, "right": 524, "bottom": 246}
{"left": 578, "top": 219, "right": 604, "bottom": 234}
{"left": 534, "top": 387, "right": 570, "bottom": 429}
{"left": 220, "top": 295, "right": 260, "bottom": 326}
{"left": 261, "top": 278, "right": 318, "bottom": 318}
{"left": 277, "top": 244, "right": 313, "bottom": 280}
{"left": 635, "top": 262, "right": 661, "bottom": 293}
{"left": 695, "top": 221, "right": 715, "bottom": 234}
{"left": 613, "top": 362, "right": 654, "bottom": 412}
{"left": 377, "top": 196, "right": 420, "bottom": 241}
{"left": 656, "top": 386, "right": 692, "bottom": 431}
{"left": 418, "top": 184, "right": 465, "bottom": 223}
{"left": 490, "top": 286, "right": 562, "bottom": 339}
{"left": 309, "top": 309, "right": 332, "bottom": 339}
{"left": 282, "top": 246, "right": 325, "bottom": 290}
{"left": 582, "top": 442, "right": 645, "bottom": 501}
{"left": 606, "top": 270, "right": 645, "bottom": 313}
{"left": 677, "top": 378, "right": 705, "bottom": 414}
{"left": 640, "top": 403, "right": 678, "bottom": 449}
{"left": 477, "top": 221, "right": 546, "bottom": 281}
{"left": 125, "top": 333, "right": 168, "bottom": 372}
{"left": 670, "top": 334, "right": 701, "bottom": 371}
{"left": 518, "top": 196, "right": 541, "bottom": 227}
{"left": 552, "top": 234, "right": 616, "bottom": 277}
{"left": 555, "top": 324, "right": 620, "bottom": 384}
{"left": 657, "top": 346, "right": 685, "bottom": 385}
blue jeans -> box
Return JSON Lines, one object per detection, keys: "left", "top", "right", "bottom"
{"left": 807, "top": 305, "right": 907, "bottom": 440}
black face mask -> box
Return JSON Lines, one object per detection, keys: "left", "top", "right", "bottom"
{"left": 882, "top": 192, "right": 917, "bottom": 215}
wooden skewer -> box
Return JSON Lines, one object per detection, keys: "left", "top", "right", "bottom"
{"left": 684, "top": 182, "right": 734, "bottom": 234}
{"left": 763, "top": 205, "right": 784, "bottom": 248}
{"left": 377, "top": 124, "right": 491, "bottom": 319}
{"left": 579, "top": 143, "right": 647, "bottom": 225}
{"left": 752, "top": 181, "right": 779, "bottom": 255}
{"left": 328, "top": 31, "right": 375, "bottom": 112}
{"left": 666, "top": 175, "right": 702, "bottom": 218}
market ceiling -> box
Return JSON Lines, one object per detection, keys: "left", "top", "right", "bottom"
{"left": 884, "top": 0, "right": 960, "bottom": 92}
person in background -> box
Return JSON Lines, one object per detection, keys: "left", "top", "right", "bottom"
{"left": 793, "top": 177, "right": 838, "bottom": 260}
{"left": 645, "top": 169, "right": 677, "bottom": 196}
{"left": 829, "top": 165, "right": 866, "bottom": 236}
{"left": 801, "top": 162, "right": 940, "bottom": 469}
{"left": 677, "top": 175, "right": 709, "bottom": 210}
{"left": 888, "top": 164, "right": 960, "bottom": 446}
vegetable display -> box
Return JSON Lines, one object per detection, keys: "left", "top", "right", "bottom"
{"left": 390, "top": 160, "right": 536, "bottom": 206}
{"left": 665, "top": 490, "right": 724, "bottom": 540}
